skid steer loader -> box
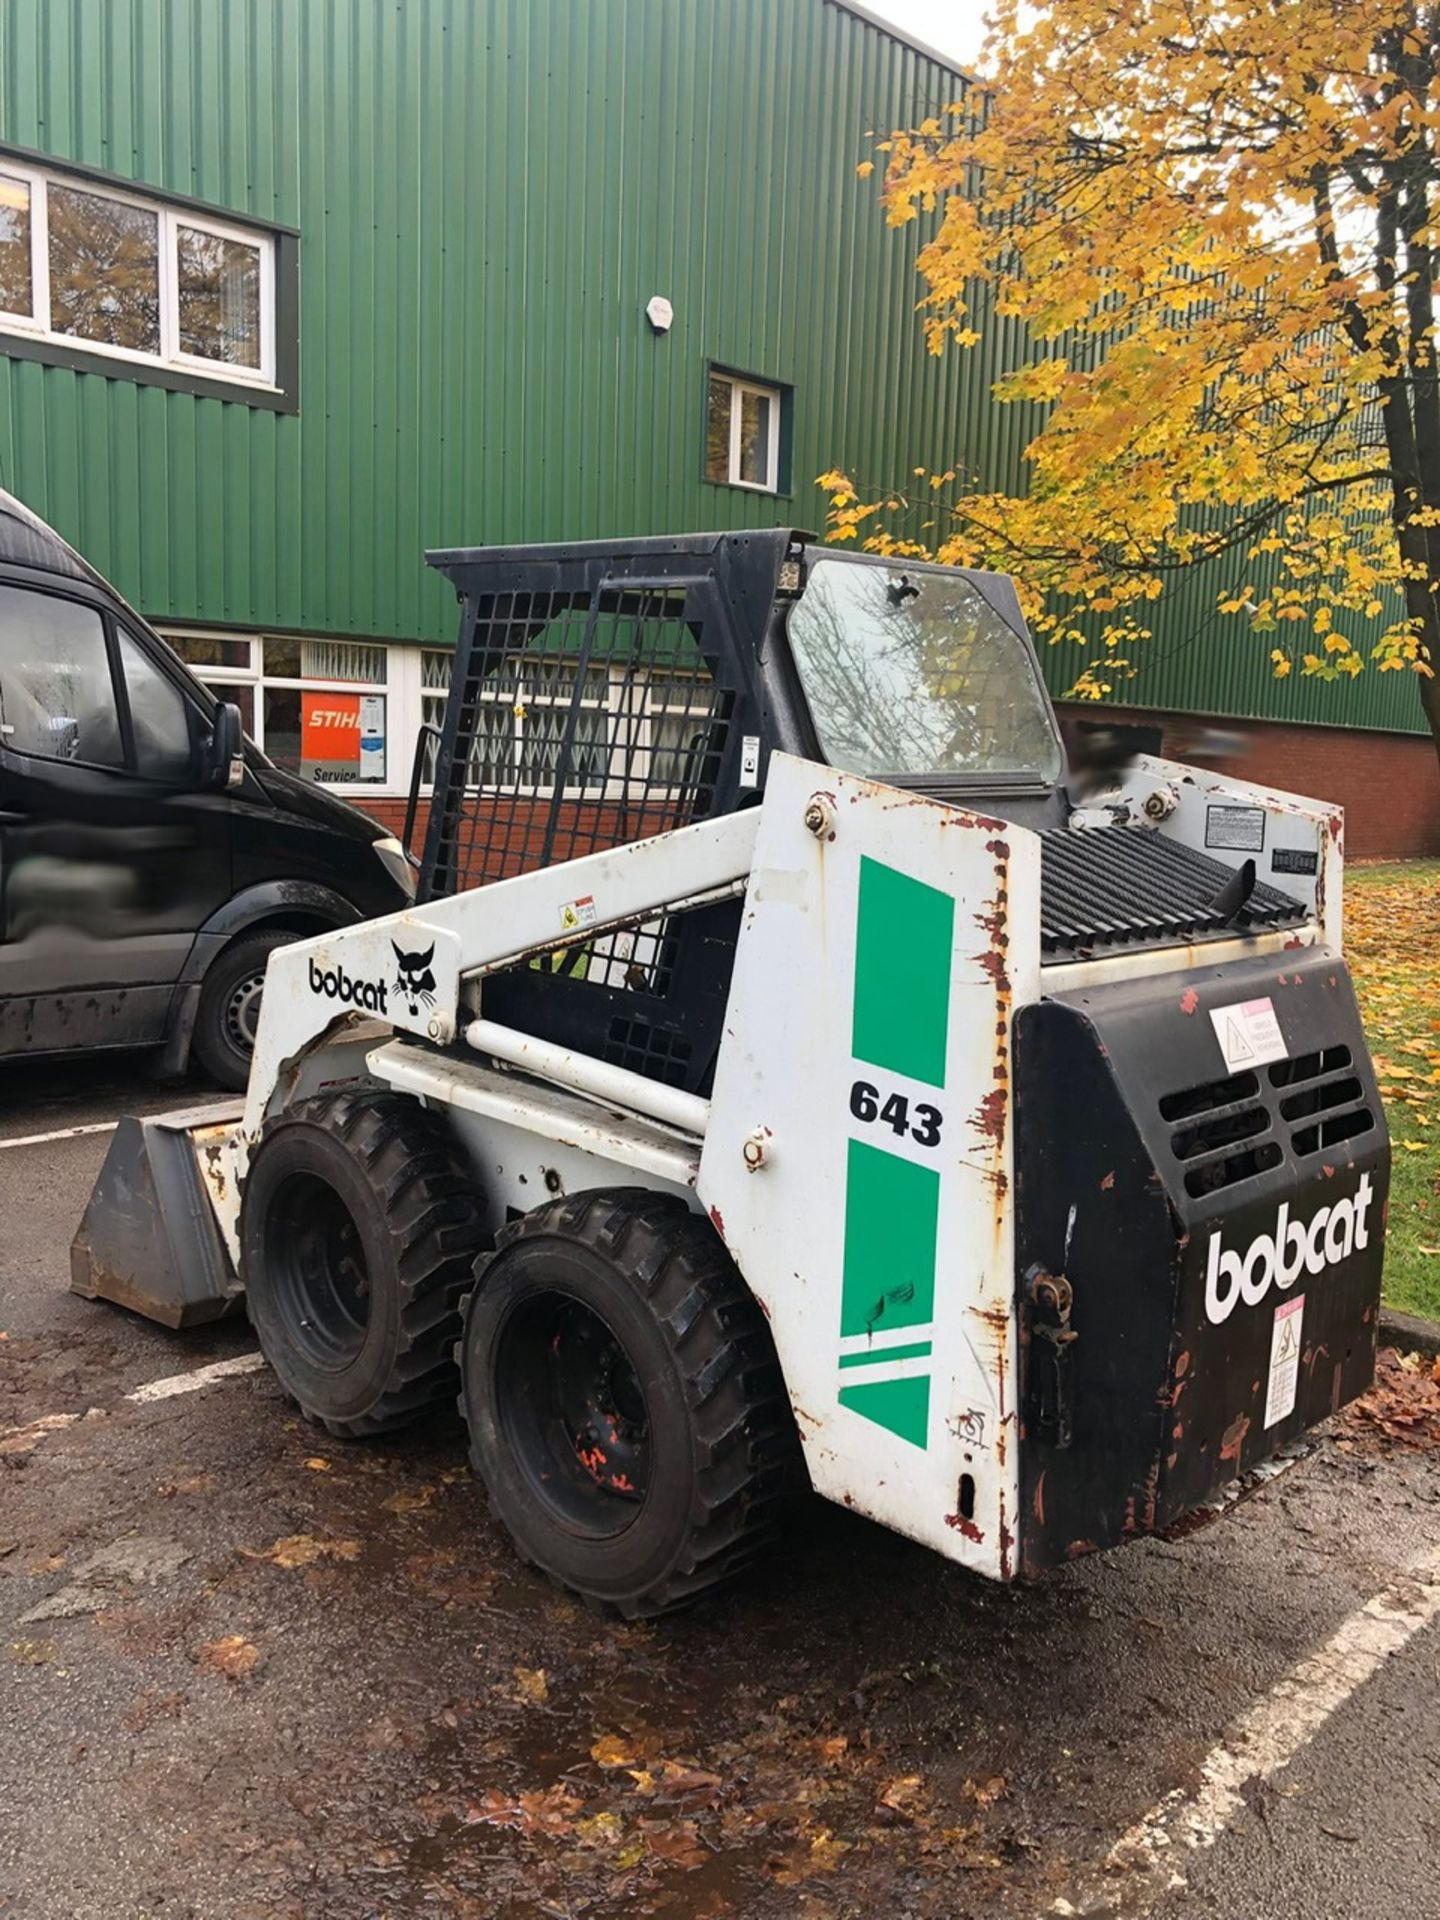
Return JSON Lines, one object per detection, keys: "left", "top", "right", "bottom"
{"left": 73, "top": 531, "right": 1389, "bottom": 1616}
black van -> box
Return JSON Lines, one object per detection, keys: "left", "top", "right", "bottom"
{"left": 0, "top": 488, "right": 415, "bottom": 1089}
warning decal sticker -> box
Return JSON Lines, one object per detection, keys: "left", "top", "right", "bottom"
{"left": 1205, "top": 804, "right": 1266, "bottom": 852}
{"left": 1208, "top": 995, "right": 1288, "bottom": 1072}
{"left": 559, "top": 894, "right": 598, "bottom": 933}
{"left": 1265, "top": 1294, "right": 1305, "bottom": 1428}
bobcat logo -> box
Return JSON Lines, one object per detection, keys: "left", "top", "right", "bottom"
{"left": 391, "top": 940, "right": 437, "bottom": 1018}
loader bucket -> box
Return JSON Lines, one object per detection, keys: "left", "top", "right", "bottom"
{"left": 70, "top": 1102, "right": 244, "bottom": 1329}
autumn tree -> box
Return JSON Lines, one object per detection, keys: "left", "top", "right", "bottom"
{"left": 824, "top": 1, "right": 1440, "bottom": 756}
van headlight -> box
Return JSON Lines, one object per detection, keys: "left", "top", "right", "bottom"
{"left": 372, "top": 835, "right": 417, "bottom": 900}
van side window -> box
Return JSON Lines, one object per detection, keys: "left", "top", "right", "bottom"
{"left": 0, "top": 584, "right": 124, "bottom": 767}
{"left": 116, "top": 628, "right": 194, "bottom": 781}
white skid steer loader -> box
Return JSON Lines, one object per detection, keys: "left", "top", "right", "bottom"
{"left": 73, "top": 533, "right": 1389, "bottom": 1616}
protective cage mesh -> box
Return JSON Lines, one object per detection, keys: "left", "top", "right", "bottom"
{"left": 425, "top": 582, "right": 736, "bottom": 998}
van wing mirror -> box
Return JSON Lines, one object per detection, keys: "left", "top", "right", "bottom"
{"left": 207, "top": 702, "right": 246, "bottom": 790}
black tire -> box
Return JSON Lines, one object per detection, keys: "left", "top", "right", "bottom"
{"left": 240, "top": 1090, "right": 487, "bottom": 1436}
{"left": 459, "top": 1188, "right": 800, "bottom": 1618}
{"left": 192, "top": 928, "right": 294, "bottom": 1091}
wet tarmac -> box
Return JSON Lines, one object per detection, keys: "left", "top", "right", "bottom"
{"left": 2, "top": 1056, "right": 1437, "bottom": 1919}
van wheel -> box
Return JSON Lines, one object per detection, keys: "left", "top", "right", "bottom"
{"left": 459, "top": 1189, "right": 800, "bottom": 1617}
{"left": 193, "top": 929, "right": 293, "bottom": 1090}
{"left": 240, "top": 1090, "right": 486, "bottom": 1436}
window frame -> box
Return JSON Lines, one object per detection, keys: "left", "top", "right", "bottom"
{"left": 0, "top": 159, "right": 276, "bottom": 389}
{"left": 0, "top": 142, "right": 295, "bottom": 410}
{"left": 704, "top": 365, "right": 786, "bottom": 494}
{"left": 419, "top": 648, "right": 718, "bottom": 800}
{"left": 0, "top": 578, "right": 207, "bottom": 780}
{"left": 161, "top": 627, "right": 404, "bottom": 794}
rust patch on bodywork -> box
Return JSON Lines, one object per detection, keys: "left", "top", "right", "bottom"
{"left": 1219, "top": 1412, "right": 1251, "bottom": 1463}
{"left": 944, "top": 1512, "right": 985, "bottom": 1544}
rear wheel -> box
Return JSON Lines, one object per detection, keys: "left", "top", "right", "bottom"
{"left": 240, "top": 1090, "right": 486, "bottom": 1435}
{"left": 459, "top": 1188, "right": 799, "bottom": 1617}
{"left": 193, "top": 928, "right": 294, "bottom": 1090}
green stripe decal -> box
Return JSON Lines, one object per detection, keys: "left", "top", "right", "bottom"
{"left": 851, "top": 855, "right": 953, "bottom": 1087}
{"left": 840, "top": 1139, "right": 939, "bottom": 1339}
{"left": 838, "top": 1375, "right": 932, "bottom": 1449}
{"left": 839, "top": 1340, "right": 932, "bottom": 1369}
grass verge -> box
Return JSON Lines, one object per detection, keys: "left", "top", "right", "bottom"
{"left": 1347, "top": 860, "right": 1440, "bottom": 1320}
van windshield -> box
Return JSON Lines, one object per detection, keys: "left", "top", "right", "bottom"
{"left": 786, "top": 560, "right": 1063, "bottom": 784}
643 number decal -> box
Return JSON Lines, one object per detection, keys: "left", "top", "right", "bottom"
{"left": 849, "top": 1079, "right": 943, "bottom": 1148}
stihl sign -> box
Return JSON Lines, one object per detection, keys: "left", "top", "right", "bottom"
{"left": 1204, "top": 1174, "right": 1375, "bottom": 1325}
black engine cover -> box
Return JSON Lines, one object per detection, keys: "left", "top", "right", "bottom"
{"left": 1014, "top": 947, "right": 1388, "bottom": 1574}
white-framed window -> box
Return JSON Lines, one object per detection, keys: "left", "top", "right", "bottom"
{"left": 0, "top": 160, "right": 275, "bottom": 388}
{"left": 162, "top": 630, "right": 398, "bottom": 788}
{"left": 420, "top": 649, "right": 715, "bottom": 795}
{"left": 705, "top": 368, "right": 784, "bottom": 492}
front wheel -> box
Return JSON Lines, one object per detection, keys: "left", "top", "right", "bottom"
{"left": 459, "top": 1189, "right": 800, "bottom": 1618}
{"left": 240, "top": 1091, "right": 487, "bottom": 1435}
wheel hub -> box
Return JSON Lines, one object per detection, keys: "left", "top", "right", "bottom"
{"left": 224, "top": 970, "right": 266, "bottom": 1051}
{"left": 266, "top": 1171, "right": 371, "bottom": 1370}
{"left": 494, "top": 1290, "right": 652, "bottom": 1533}
{"left": 551, "top": 1303, "right": 649, "bottom": 1498}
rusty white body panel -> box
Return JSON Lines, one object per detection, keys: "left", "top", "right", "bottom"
{"left": 697, "top": 755, "right": 1041, "bottom": 1580}
{"left": 1102, "top": 752, "right": 1342, "bottom": 948}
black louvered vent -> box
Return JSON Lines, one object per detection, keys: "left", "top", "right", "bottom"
{"left": 1158, "top": 1070, "right": 1282, "bottom": 1197}
{"left": 1041, "top": 826, "right": 1308, "bottom": 960}
{"left": 1270, "top": 1046, "right": 1375, "bottom": 1157}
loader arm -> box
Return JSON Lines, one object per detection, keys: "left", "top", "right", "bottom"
{"left": 239, "top": 807, "right": 763, "bottom": 1144}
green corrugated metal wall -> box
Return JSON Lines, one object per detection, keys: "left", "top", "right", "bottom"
{"left": 0, "top": 0, "right": 1425, "bottom": 737}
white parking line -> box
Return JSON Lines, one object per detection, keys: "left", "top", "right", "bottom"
{"left": 0, "top": 1120, "right": 119, "bottom": 1151}
{"left": 124, "top": 1351, "right": 265, "bottom": 1403}
{"left": 1057, "top": 1548, "right": 1440, "bottom": 1913}
{"left": 0, "top": 1352, "right": 266, "bottom": 1457}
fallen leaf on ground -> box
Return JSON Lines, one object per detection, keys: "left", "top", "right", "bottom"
{"left": 303, "top": 1457, "right": 332, "bottom": 1472}
{"left": 511, "top": 1665, "right": 549, "bottom": 1705}
{"left": 198, "top": 1635, "right": 262, "bottom": 1679}
{"left": 592, "top": 1732, "right": 641, "bottom": 1767}
{"left": 963, "top": 1774, "right": 1006, "bottom": 1807}
{"left": 878, "top": 1774, "right": 926, "bottom": 1814}
{"left": 573, "top": 1810, "right": 625, "bottom": 1848}
{"left": 1340, "top": 1347, "right": 1440, "bottom": 1449}
{"left": 381, "top": 1485, "right": 436, "bottom": 1514}
{"left": 249, "top": 1533, "right": 361, "bottom": 1569}
{"left": 639, "top": 1816, "right": 708, "bottom": 1869}
{"left": 464, "top": 1784, "right": 582, "bottom": 1838}
{"left": 8, "top": 1639, "right": 57, "bottom": 1665}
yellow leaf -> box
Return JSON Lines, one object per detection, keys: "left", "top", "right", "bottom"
{"left": 512, "top": 1666, "right": 549, "bottom": 1705}
{"left": 259, "top": 1533, "right": 361, "bottom": 1569}
{"left": 591, "top": 1733, "right": 639, "bottom": 1767}
{"left": 199, "top": 1635, "right": 262, "bottom": 1679}
{"left": 381, "top": 1485, "right": 435, "bottom": 1514}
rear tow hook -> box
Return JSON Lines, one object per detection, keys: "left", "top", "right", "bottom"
{"left": 1026, "top": 1266, "right": 1077, "bottom": 1450}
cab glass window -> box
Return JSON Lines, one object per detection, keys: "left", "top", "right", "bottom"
{"left": 117, "top": 628, "right": 194, "bottom": 781}
{"left": 0, "top": 584, "right": 124, "bottom": 767}
{"left": 786, "top": 560, "right": 1064, "bottom": 783}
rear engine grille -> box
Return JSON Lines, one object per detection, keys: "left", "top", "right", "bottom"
{"left": 1269, "top": 1046, "right": 1375, "bottom": 1157}
{"left": 1159, "top": 1041, "right": 1376, "bottom": 1192}
{"left": 1159, "top": 1069, "right": 1282, "bottom": 1197}
{"left": 1041, "top": 826, "right": 1308, "bottom": 959}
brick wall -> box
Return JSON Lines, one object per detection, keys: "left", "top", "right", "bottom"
{"left": 352, "top": 714, "right": 1440, "bottom": 865}
{"left": 1056, "top": 706, "right": 1440, "bottom": 860}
